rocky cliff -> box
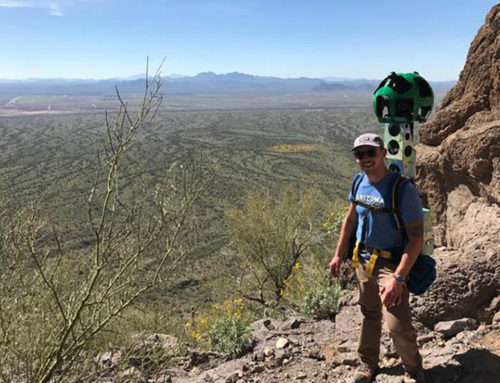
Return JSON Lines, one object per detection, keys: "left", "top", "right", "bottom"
{"left": 414, "top": 4, "right": 500, "bottom": 325}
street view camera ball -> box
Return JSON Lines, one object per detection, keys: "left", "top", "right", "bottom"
{"left": 373, "top": 72, "right": 434, "bottom": 124}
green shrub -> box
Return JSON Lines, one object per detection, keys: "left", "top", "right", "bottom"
{"left": 300, "top": 264, "right": 342, "bottom": 319}
{"left": 301, "top": 279, "right": 341, "bottom": 319}
{"left": 209, "top": 316, "right": 253, "bottom": 358}
{"left": 0, "top": 70, "right": 212, "bottom": 383}
{"left": 224, "top": 186, "right": 327, "bottom": 307}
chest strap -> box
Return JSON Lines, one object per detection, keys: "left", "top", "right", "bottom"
{"left": 352, "top": 199, "right": 394, "bottom": 214}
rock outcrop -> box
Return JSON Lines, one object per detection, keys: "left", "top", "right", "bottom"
{"left": 414, "top": 4, "right": 500, "bottom": 325}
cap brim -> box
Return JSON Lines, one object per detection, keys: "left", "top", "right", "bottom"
{"left": 351, "top": 142, "right": 382, "bottom": 151}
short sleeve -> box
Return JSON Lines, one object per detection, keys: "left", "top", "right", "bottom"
{"left": 398, "top": 181, "right": 424, "bottom": 223}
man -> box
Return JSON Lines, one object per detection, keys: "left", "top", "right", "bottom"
{"left": 329, "top": 133, "right": 426, "bottom": 383}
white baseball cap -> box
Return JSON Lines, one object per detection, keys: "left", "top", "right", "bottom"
{"left": 352, "top": 133, "right": 384, "bottom": 151}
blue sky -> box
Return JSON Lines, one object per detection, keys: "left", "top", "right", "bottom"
{"left": 0, "top": 0, "right": 497, "bottom": 80}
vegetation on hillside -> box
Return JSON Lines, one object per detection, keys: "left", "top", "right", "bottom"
{"left": 0, "top": 85, "right": 374, "bottom": 379}
{"left": 0, "top": 71, "right": 214, "bottom": 382}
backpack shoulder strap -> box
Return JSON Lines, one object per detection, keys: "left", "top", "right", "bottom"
{"left": 350, "top": 172, "right": 364, "bottom": 202}
{"left": 392, "top": 175, "right": 411, "bottom": 237}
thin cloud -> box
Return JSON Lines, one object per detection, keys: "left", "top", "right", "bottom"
{"left": 0, "top": 1, "right": 32, "bottom": 7}
{"left": 0, "top": 0, "right": 74, "bottom": 16}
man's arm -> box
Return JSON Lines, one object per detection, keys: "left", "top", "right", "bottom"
{"left": 380, "top": 218, "right": 423, "bottom": 307}
{"left": 329, "top": 203, "right": 358, "bottom": 278}
{"left": 394, "top": 219, "right": 424, "bottom": 279}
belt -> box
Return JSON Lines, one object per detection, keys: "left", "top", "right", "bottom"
{"left": 362, "top": 245, "right": 392, "bottom": 260}
{"left": 352, "top": 241, "right": 393, "bottom": 278}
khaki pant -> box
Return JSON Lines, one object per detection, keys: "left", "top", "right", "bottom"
{"left": 356, "top": 257, "right": 422, "bottom": 372}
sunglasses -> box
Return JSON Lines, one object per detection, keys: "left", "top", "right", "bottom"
{"left": 354, "top": 148, "right": 378, "bottom": 159}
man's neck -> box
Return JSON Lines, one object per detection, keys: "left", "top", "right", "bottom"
{"left": 365, "top": 166, "right": 389, "bottom": 184}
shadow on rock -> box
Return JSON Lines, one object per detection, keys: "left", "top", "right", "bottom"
{"left": 427, "top": 348, "right": 500, "bottom": 383}
{"left": 373, "top": 364, "right": 406, "bottom": 382}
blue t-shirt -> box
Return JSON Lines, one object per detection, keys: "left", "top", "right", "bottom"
{"left": 348, "top": 172, "right": 423, "bottom": 252}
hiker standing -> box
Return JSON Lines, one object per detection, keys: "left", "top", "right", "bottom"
{"left": 329, "top": 133, "right": 426, "bottom": 383}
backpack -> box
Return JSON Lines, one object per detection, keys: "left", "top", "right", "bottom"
{"left": 349, "top": 172, "right": 436, "bottom": 295}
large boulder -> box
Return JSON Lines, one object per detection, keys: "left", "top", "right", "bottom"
{"left": 412, "top": 249, "right": 500, "bottom": 327}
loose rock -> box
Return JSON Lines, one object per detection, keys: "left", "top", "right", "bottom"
{"left": 434, "top": 318, "right": 478, "bottom": 338}
{"left": 276, "top": 337, "right": 289, "bottom": 349}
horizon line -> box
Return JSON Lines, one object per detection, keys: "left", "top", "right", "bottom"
{"left": 0, "top": 71, "right": 458, "bottom": 83}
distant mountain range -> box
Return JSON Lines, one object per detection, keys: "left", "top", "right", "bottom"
{"left": 0, "top": 72, "right": 455, "bottom": 97}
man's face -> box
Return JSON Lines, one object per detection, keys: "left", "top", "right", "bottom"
{"left": 353, "top": 145, "right": 386, "bottom": 173}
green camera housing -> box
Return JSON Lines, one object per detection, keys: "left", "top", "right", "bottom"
{"left": 373, "top": 72, "right": 434, "bottom": 124}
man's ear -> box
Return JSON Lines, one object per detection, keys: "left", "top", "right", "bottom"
{"left": 381, "top": 147, "right": 387, "bottom": 158}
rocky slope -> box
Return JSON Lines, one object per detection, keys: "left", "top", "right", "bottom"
{"left": 413, "top": 4, "right": 500, "bottom": 326}
{"left": 93, "top": 295, "right": 500, "bottom": 382}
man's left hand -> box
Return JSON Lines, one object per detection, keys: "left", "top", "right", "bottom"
{"left": 380, "top": 278, "right": 403, "bottom": 309}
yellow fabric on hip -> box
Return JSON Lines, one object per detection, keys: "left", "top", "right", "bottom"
{"left": 352, "top": 244, "right": 393, "bottom": 278}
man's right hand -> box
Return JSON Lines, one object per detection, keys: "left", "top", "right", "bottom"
{"left": 329, "top": 255, "right": 342, "bottom": 278}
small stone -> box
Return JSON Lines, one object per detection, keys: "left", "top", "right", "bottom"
{"left": 253, "top": 351, "right": 265, "bottom": 361}
{"left": 275, "top": 347, "right": 292, "bottom": 359}
{"left": 434, "top": 318, "right": 478, "bottom": 338}
{"left": 493, "top": 311, "right": 500, "bottom": 323}
{"left": 288, "top": 318, "right": 303, "bottom": 329}
{"left": 340, "top": 352, "right": 359, "bottom": 366}
{"left": 295, "top": 371, "right": 307, "bottom": 379}
{"left": 263, "top": 318, "right": 274, "bottom": 329}
{"left": 336, "top": 344, "right": 351, "bottom": 353}
{"left": 190, "top": 367, "right": 201, "bottom": 376}
{"left": 226, "top": 371, "right": 240, "bottom": 383}
{"left": 94, "top": 351, "right": 112, "bottom": 366}
{"left": 252, "top": 365, "right": 265, "bottom": 374}
{"left": 417, "top": 333, "right": 437, "bottom": 344}
{"left": 308, "top": 349, "right": 325, "bottom": 360}
{"left": 276, "top": 337, "right": 289, "bottom": 349}
{"left": 329, "top": 359, "right": 341, "bottom": 368}
{"left": 381, "top": 357, "right": 398, "bottom": 368}
{"left": 263, "top": 346, "right": 274, "bottom": 357}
